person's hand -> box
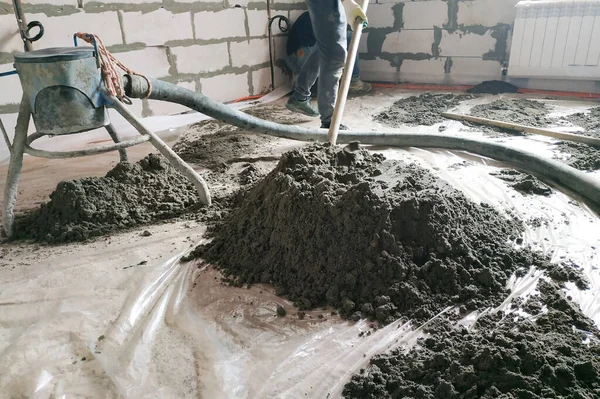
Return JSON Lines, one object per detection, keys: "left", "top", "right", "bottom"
{"left": 342, "top": 0, "right": 368, "bottom": 30}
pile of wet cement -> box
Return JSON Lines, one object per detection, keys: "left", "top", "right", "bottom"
{"left": 565, "top": 107, "right": 600, "bottom": 136}
{"left": 490, "top": 169, "right": 553, "bottom": 196}
{"left": 172, "top": 120, "right": 275, "bottom": 170}
{"left": 15, "top": 154, "right": 199, "bottom": 243}
{"left": 555, "top": 108, "right": 600, "bottom": 171}
{"left": 374, "top": 93, "right": 470, "bottom": 126}
{"left": 198, "top": 143, "right": 578, "bottom": 323}
{"left": 172, "top": 104, "right": 309, "bottom": 170}
{"left": 467, "top": 80, "right": 519, "bottom": 95}
{"left": 469, "top": 98, "right": 553, "bottom": 129}
{"left": 555, "top": 142, "right": 600, "bottom": 171}
{"left": 343, "top": 280, "right": 600, "bottom": 399}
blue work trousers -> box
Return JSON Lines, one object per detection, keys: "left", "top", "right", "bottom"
{"left": 287, "top": 0, "right": 348, "bottom": 123}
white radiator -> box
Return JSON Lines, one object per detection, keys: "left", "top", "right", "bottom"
{"left": 509, "top": 0, "right": 600, "bottom": 80}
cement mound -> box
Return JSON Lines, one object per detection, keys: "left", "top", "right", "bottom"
{"left": 172, "top": 103, "right": 308, "bottom": 170}
{"left": 172, "top": 120, "right": 275, "bottom": 170}
{"left": 490, "top": 169, "right": 552, "bottom": 196}
{"left": 343, "top": 280, "right": 600, "bottom": 399}
{"left": 201, "top": 143, "right": 541, "bottom": 322}
{"left": 469, "top": 98, "right": 553, "bottom": 128}
{"left": 467, "top": 80, "right": 519, "bottom": 95}
{"left": 375, "top": 94, "right": 469, "bottom": 126}
{"left": 15, "top": 154, "right": 199, "bottom": 243}
{"left": 555, "top": 142, "right": 600, "bottom": 171}
{"left": 565, "top": 107, "right": 600, "bottom": 137}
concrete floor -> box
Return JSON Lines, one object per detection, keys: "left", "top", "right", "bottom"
{"left": 0, "top": 88, "right": 599, "bottom": 398}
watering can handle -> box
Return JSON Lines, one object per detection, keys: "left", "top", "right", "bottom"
{"left": 73, "top": 33, "right": 101, "bottom": 68}
{"left": 24, "top": 21, "right": 44, "bottom": 42}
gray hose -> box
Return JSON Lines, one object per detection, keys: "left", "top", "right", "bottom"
{"left": 124, "top": 75, "right": 600, "bottom": 210}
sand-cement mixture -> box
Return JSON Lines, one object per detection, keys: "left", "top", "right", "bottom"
{"left": 467, "top": 80, "right": 519, "bottom": 95}
{"left": 172, "top": 104, "right": 309, "bottom": 170}
{"left": 565, "top": 107, "right": 600, "bottom": 136}
{"left": 490, "top": 169, "right": 553, "bottom": 196}
{"left": 171, "top": 120, "right": 275, "bottom": 170}
{"left": 554, "top": 107, "right": 600, "bottom": 171}
{"left": 343, "top": 280, "right": 600, "bottom": 399}
{"left": 374, "top": 94, "right": 470, "bottom": 126}
{"left": 15, "top": 154, "right": 199, "bottom": 243}
{"left": 197, "top": 144, "right": 588, "bottom": 324}
{"left": 469, "top": 98, "right": 553, "bottom": 130}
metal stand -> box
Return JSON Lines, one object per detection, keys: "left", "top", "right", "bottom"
{"left": 1, "top": 95, "right": 211, "bottom": 239}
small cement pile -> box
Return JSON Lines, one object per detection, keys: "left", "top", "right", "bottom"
{"left": 467, "top": 80, "right": 519, "bottom": 95}
{"left": 173, "top": 104, "right": 308, "bottom": 170}
{"left": 201, "top": 144, "right": 534, "bottom": 322}
{"left": 555, "top": 142, "right": 600, "bottom": 171}
{"left": 469, "top": 98, "right": 553, "bottom": 128}
{"left": 343, "top": 280, "right": 600, "bottom": 399}
{"left": 566, "top": 107, "right": 600, "bottom": 137}
{"left": 375, "top": 94, "right": 469, "bottom": 126}
{"left": 15, "top": 154, "right": 198, "bottom": 243}
{"left": 555, "top": 108, "right": 600, "bottom": 171}
{"left": 172, "top": 120, "right": 275, "bottom": 170}
{"left": 490, "top": 169, "right": 553, "bottom": 196}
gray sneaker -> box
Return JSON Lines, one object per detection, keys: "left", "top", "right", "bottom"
{"left": 320, "top": 122, "right": 349, "bottom": 130}
{"left": 286, "top": 97, "right": 319, "bottom": 117}
{"left": 349, "top": 79, "right": 373, "bottom": 95}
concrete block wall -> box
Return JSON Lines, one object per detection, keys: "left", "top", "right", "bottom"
{"left": 0, "top": 0, "right": 304, "bottom": 122}
{"left": 358, "top": 0, "right": 521, "bottom": 85}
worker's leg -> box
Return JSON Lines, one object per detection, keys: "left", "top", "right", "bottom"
{"left": 285, "top": 46, "right": 313, "bottom": 89}
{"left": 286, "top": 45, "right": 320, "bottom": 116}
{"left": 307, "top": 0, "right": 347, "bottom": 125}
{"left": 346, "top": 30, "right": 372, "bottom": 95}
{"left": 292, "top": 46, "right": 319, "bottom": 100}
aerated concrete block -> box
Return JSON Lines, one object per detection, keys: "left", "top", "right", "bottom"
{"left": 194, "top": 8, "right": 247, "bottom": 40}
{"left": 171, "top": 43, "right": 229, "bottom": 74}
{"left": 231, "top": 39, "right": 270, "bottom": 68}
{"left": 121, "top": 8, "right": 193, "bottom": 46}
{"left": 200, "top": 72, "right": 249, "bottom": 102}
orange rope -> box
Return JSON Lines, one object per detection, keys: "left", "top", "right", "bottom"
{"left": 75, "top": 32, "right": 152, "bottom": 100}
{"left": 231, "top": 94, "right": 264, "bottom": 103}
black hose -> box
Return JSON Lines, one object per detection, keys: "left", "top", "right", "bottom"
{"left": 124, "top": 75, "right": 600, "bottom": 210}
{"left": 267, "top": 15, "right": 290, "bottom": 91}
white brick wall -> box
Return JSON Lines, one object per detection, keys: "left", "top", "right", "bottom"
{"left": 402, "top": 1, "right": 447, "bottom": 30}
{"left": 121, "top": 9, "right": 193, "bottom": 46}
{"left": 400, "top": 58, "right": 446, "bottom": 84}
{"left": 113, "top": 47, "right": 171, "bottom": 78}
{"left": 200, "top": 72, "right": 249, "bottom": 102}
{"left": 0, "top": 1, "right": 294, "bottom": 120}
{"left": 230, "top": 39, "right": 270, "bottom": 68}
{"left": 458, "top": 0, "right": 520, "bottom": 27}
{"left": 194, "top": 9, "right": 246, "bottom": 40}
{"left": 28, "top": 11, "right": 122, "bottom": 48}
{"left": 289, "top": 10, "right": 306, "bottom": 24}
{"left": 358, "top": 58, "right": 396, "bottom": 82}
{"left": 171, "top": 43, "right": 229, "bottom": 74}
{"left": 367, "top": 4, "right": 395, "bottom": 29}
{"left": 0, "top": 0, "right": 76, "bottom": 4}
{"left": 247, "top": 10, "right": 268, "bottom": 37}
{"left": 0, "top": 14, "right": 25, "bottom": 53}
{"left": 448, "top": 58, "right": 502, "bottom": 84}
{"left": 382, "top": 30, "right": 434, "bottom": 55}
{"left": 0, "top": 63, "right": 23, "bottom": 106}
{"left": 252, "top": 67, "right": 271, "bottom": 95}
{"left": 440, "top": 31, "right": 496, "bottom": 58}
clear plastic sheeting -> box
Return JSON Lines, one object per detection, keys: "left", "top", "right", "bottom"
{"left": 1, "top": 148, "right": 599, "bottom": 398}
